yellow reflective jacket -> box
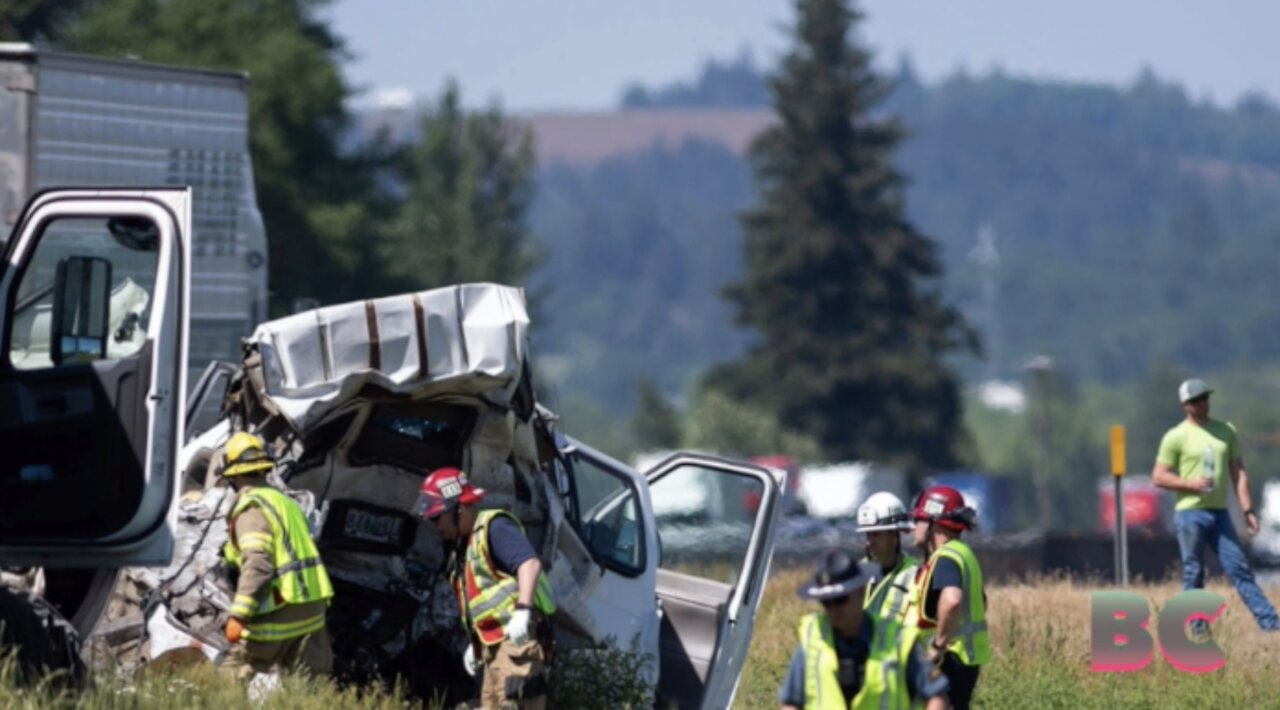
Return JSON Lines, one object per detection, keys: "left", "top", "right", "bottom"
{"left": 453, "top": 510, "right": 556, "bottom": 645}
{"left": 915, "top": 538, "right": 991, "bottom": 665}
{"left": 799, "top": 611, "right": 917, "bottom": 710}
{"left": 223, "top": 486, "right": 333, "bottom": 641}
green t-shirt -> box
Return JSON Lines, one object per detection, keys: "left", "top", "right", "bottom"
{"left": 1156, "top": 418, "right": 1239, "bottom": 511}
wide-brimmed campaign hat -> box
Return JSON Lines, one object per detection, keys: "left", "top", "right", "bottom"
{"left": 796, "top": 549, "right": 880, "bottom": 601}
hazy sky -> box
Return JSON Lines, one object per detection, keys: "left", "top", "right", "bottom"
{"left": 325, "top": 1, "right": 1279, "bottom": 112}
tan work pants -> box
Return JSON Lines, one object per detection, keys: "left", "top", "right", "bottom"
{"left": 480, "top": 638, "right": 548, "bottom": 710}
{"left": 221, "top": 629, "right": 332, "bottom": 681}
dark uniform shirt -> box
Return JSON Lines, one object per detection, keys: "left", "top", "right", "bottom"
{"left": 923, "top": 556, "right": 963, "bottom": 620}
{"left": 486, "top": 515, "right": 537, "bottom": 576}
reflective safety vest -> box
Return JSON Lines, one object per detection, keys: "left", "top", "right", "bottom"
{"left": 914, "top": 538, "right": 991, "bottom": 666}
{"left": 454, "top": 510, "right": 556, "bottom": 646}
{"left": 864, "top": 554, "right": 921, "bottom": 623}
{"left": 223, "top": 486, "right": 333, "bottom": 641}
{"left": 799, "top": 611, "right": 916, "bottom": 710}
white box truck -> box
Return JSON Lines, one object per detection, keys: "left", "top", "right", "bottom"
{"left": 0, "top": 44, "right": 267, "bottom": 380}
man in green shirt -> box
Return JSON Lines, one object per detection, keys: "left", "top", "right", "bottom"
{"left": 1152, "top": 378, "right": 1279, "bottom": 631}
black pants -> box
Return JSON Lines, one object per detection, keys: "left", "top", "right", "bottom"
{"left": 941, "top": 653, "right": 981, "bottom": 710}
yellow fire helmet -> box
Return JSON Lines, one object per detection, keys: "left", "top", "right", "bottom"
{"left": 221, "top": 431, "right": 274, "bottom": 477}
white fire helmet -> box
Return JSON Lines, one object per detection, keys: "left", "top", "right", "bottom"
{"left": 856, "top": 492, "right": 913, "bottom": 532}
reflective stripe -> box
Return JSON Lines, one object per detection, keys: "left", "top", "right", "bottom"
{"left": 800, "top": 613, "right": 829, "bottom": 708}
{"left": 275, "top": 556, "right": 323, "bottom": 578}
{"left": 245, "top": 491, "right": 310, "bottom": 600}
{"left": 937, "top": 544, "right": 988, "bottom": 664}
{"left": 470, "top": 578, "right": 519, "bottom": 619}
{"left": 231, "top": 593, "right": 258, "bottom": 618}
{"left": 226, "top": 487, "right": 333, "bottom": 618}
{"left": 798, "top": 613, "right": 913, "bottom": 710}
{"left": 915, "top": 540, "right": 991, "bottom": 665}
{"left": 866, "top": 557, "right": 919, "bottom": 622}
{"left": 239, "top": 532, "right": 272, "bottom": 546}
{"left": 246, "top": 613, "right": 327, "bottom": 643}
{"left": 454, "top": 510, "right": 556, "bottom": 645}
{"left": 955, "top": 619, "right": 989, "bottom": 661}
{"left": 798, "top": 614, "right": 839, "bottom": 706}
{"left": 879, "top": 658, "right": 897, "bottom": 710}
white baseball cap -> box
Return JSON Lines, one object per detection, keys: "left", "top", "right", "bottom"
{"left": 1178, "top": 378, "right": 1213, "bottom": 404}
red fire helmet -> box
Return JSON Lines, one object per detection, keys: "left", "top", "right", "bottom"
{"left": 414, "top": 467, "right": 485, "bottom": 520}
{"left": 911, "top": 484, "right": 977, "bottom": 532}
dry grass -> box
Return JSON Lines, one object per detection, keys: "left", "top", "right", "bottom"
{"left": 736, "top": 568, "right": 1280, "bottom": 708}
{"left": 0, "top": 660, "right": 426, "bottom": 709}
{"left": 9, "top": 569, "right": 1280, "bottom": 707}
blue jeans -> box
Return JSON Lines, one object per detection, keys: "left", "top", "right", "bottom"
{"left": 1175, "top": 508, "right": 1280, "bottom": 630}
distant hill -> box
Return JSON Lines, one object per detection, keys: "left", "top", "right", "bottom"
{"left": 357, "top": 61, "right": 1280, "bottom": 413}
{"left": 520, "top": 109, "right": 771, "bottom": 166}
{"left": 358, "top": 105, "right": 772, "bottom": 166}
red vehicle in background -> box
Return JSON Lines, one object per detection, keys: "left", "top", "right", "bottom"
{"left": 750, "top": 455, "right": 805, "bottom": 515}
{"left": 1098, "top": 475, "right": 1173, "bottom": 535}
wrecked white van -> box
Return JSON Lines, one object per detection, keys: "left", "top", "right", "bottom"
{"left": 91, "top": 283, "right": 784, "bottom": 709}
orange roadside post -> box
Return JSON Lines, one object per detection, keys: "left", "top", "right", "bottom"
{"left": 1110, "top": 425, "right": 1128, "bottom": 585}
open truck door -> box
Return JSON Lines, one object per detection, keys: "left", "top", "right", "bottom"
{"left": 647, "top": 454, "right": 785, "bottom": 710}
{"left": 0, "top": 188, "right": 190, "bottom": 576}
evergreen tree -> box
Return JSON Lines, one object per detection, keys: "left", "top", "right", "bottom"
{"left": 58, "top": 0, "right": 396, "bottom": 310}
{"left": 0, "top": 1, "right": 89, "bottom": 42}
{"left": 631, "top": 378, "right": 681, "bottom": 451}
{"left": 708, "top": 0, "right": 975, "bottom": 471}
{"left": 382, "top": 82, "right": 540, "bottom": 291}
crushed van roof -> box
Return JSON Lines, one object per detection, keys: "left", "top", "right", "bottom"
{"left": 248, "top": 283, "right": 530, "bottom": 432}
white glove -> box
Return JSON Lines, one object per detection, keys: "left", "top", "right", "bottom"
{"left": 505, "top": 607, "right": 533, "bottom": 645}
{"left": 463, "top": 643, "right": 481, "bottom": 677}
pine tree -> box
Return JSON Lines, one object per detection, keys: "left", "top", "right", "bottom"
{"left": 382, "top": 82, "right": 540, "bottom": 292}
{"left": 631, "top": 378, "right": 681, "bottom": 451}
{"left": 59, "top": 0, "right": 395, "bottom": 310}
{"left": 0, "top": 1, "right": 89, "bottom": 42}
{"left": 708, "top": 0, "right": 976, "bottom": 471}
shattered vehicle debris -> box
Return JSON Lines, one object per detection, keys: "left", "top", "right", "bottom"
{"left": 89, "top": 283, "right": 787, "bottom": 709}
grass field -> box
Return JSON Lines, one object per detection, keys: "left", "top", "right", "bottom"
{"left": 0, "top": 662, "right": 423, "bottom": 710}
{"left": 9, "top": 569, "right": 1280, "bottom": 708}
{"left": 736, "top": 567, "right": 1280, "bottom": 708}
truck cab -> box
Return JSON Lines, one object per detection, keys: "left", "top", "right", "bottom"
{"left": 0, "top": 44, "right": 266, "bottom": 382}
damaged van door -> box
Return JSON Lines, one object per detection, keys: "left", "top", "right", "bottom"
{"left": 564, "top": 443, "right": 784, "bottom": 710}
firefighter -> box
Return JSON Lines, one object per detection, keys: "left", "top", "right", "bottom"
{"left": 219, "top": 432, "right": 333, "bottom": 679}
{"left": 855, "top": 492, "right": 921, "bottom": 622}
{"left": 416, "top": 467, "right": 557, "bottom": 710}
{"left": 778, "top": 549, "right": 949, "bottom": 710}
{"left": 910, "top": 485, "right": 990, "bottom": 710}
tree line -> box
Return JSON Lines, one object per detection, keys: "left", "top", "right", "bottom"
{"left": 13, "top": 1, "right": 1280, "bottom": 528}
{"left": 3, "top": 0, "right": 540, "bottom": 313}
{"left": 533, "top": 23, "right": 1280, "bottom": 481}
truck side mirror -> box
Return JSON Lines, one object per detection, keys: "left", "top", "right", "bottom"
{"left": 51, "top": 256, "right": 112, "bottom": 365}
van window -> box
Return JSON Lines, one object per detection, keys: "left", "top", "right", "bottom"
{"left": 649, "top": 464, "right": 762, "bottom": 584}
{"left": 347, "top": 402, "right": 475, "bottom": 472}
{"left": 573, "top": 453, "right": 646, "bottom": 577}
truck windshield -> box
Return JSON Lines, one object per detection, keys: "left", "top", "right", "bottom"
{"left": 9, "top": 217, "right": 157, "bottom": 370}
